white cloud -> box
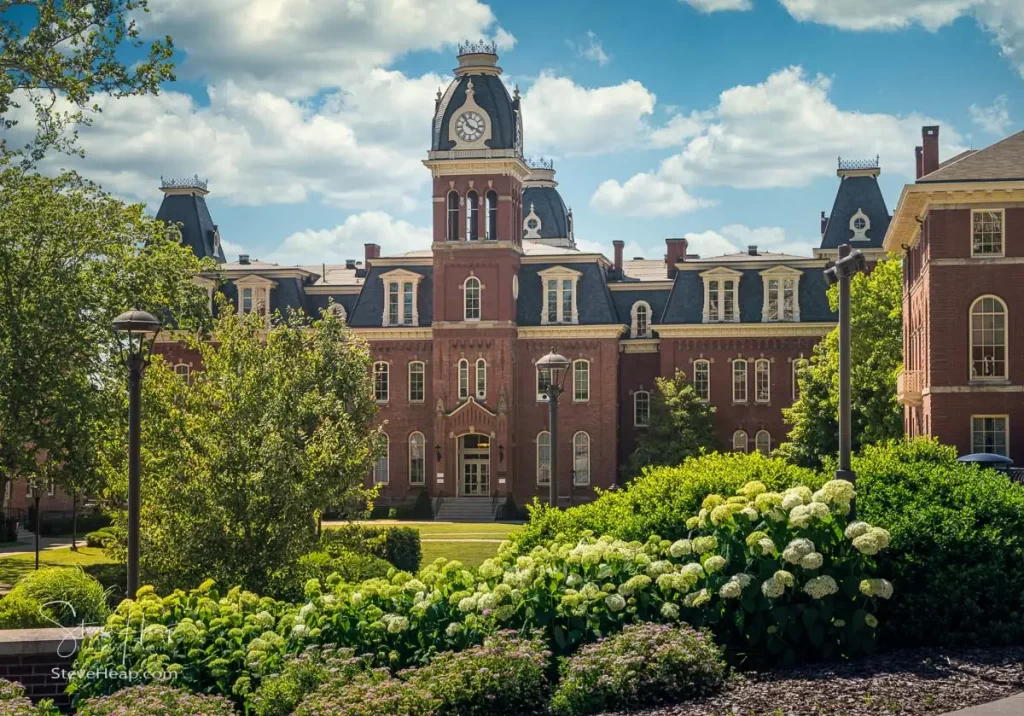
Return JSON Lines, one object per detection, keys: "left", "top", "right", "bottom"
{"left": 590, "top": 173, "right": 715, "bottom": 216}
{"left": 569, "top": 31, "right": 611, "bottom": 66}
{"left": 265, "top": 212, "right": 431, "bottom": 265}
{"left": 141, "top": 0, "right": 513, "bottom": 95}
{"left": 592, "top": 66, "right": 964, "bottom": 217}
{"left": 777, "top": 0, "right": 1024, "bottom": 77}
{"left": 969, "top": 95, "right": 1012, "bottom": 135}
{"left": 648, "top": 113, "right": 706, "bottom": 148}
{"left": 684, "top": 224, "right": 815, "bottom": 257}
{"left": 523, "top": 72, "right": 657, "bottom": 156}
{"left": 682, "top": 0, "right": 753, "bottom": 12}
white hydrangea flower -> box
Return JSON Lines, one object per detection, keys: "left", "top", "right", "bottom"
{"left": 781, "top": 493, "right": 804, "bottom": 511}
{"left": 660, "top": 602, "right": 680, "bottom": 619}
{"left": 458, "top": 596, "right": 478, "bottom": 613}
{"left": 844, "top": 521, "right": 871, "bottom": 539}
{"left": 788, "top": 505, "right": 812, "bottom": 529}
{"left": 683, "top": 588, "right": 711, "bottom": 608}
{"left": 761, "top": 577, "right": 785, "bottom": 599}
{"left": 647, "top": 560, "right": 674, "bottom": 578}
{"left": 703, "top": 555, "right": 727, "bottom": 574}
{"left": 565, "top": 573, "right": 583, "bottom": 588}
{"left": 605, "top": 594, "right": 626, "bottom": 612}
{"left": 385, "top": 615, "right": 409, "bottom": 633}
{"left": 859, "top": 578, "right": 894, "bottom": 600}
{"left": 740, "top": 481, "right": 768, "bottom": 497}
{"left": 692, "top": 536, "right": 718, "bottom": 554}
{"left": 719, "top": 580, "right": 743, "bottom": 599}
{"left": 807, "top": 502, "right": 831, "bottom": 520}
{"left": 668, "top": 539, "right": 693, "bottom": 558}
{"left": 740, "top": 507, "right": 760, "bottom": 521}
{"left": 864, "top": 613, "right": 879, "bottom": 628}
{"left": 757, "top": 538, "right": 776, "bottom": 556}
{"left": 852, "top": 527, "right": 890, "bottom": 556}
{"left": 445, "top": 622, "right": 463, "bottom": 637}
{"left": 799, "top": 552, "right": 824, "bottom": 570}
{"left": 782, "top": 538, "right": 815, "bottom": 564}
{"left": 803, "top": 575, "right": 839, "bottom": 599}
{"left": 774, "top": 570, "right": 795, "bottom": 587}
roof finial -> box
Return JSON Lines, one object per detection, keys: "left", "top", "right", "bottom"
{"left": 513, "top": 84, "right": 520, "bottom": 100}
{"left": 466, "top": 78, "right": 475, "bottom": 98}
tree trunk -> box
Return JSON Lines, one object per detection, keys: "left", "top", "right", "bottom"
{"left": 33, "top": 493, "right": 40, "bottom": 571}
{"left": 71, "top": 491, "right": 78, "bottom": 552}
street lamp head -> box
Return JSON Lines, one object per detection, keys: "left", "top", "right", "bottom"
{"left": 537, "top": 348, "right": 571, "bottom": 389}
{"left": 113, "top": 308, "right": 162, "bottom": 360}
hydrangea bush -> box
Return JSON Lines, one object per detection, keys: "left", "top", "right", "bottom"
{"left": 71, "top": 480, "right": 891, "bottom": 704}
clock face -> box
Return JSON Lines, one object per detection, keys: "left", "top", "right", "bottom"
{"left": 455, "top": 111, "right": 485, "bottom": 142}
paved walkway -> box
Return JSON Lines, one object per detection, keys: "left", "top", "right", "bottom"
{"left": 941, "top": 693, "right": 1024, "bottom": 715}
{"left": 0, "top": 537, "right": 73, "bottom": 556}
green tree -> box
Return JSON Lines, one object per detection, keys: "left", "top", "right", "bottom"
{"left": 0, "top": 169, "right": 211, "bottom": 526}
{"left": 622, "top": 370, "right": 718, "bottom": 478}
{"left": 1, "top": 0, "right": 175, "bottom": 165}
{"left": 779, "top": 257, "right": 903, "bottom": 468}
{"left": 107, "top": 308, "right": 383, "bottom": 594}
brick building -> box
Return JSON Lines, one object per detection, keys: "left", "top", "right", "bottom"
{"left": 889, "top": 126, "right": 1024, "bottom": 459}
{"left": 155, "top": 43, "right": 893, "bottom": 519}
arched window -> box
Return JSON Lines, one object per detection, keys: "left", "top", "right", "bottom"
{"left": 447, "top": 191, "right": 459, "bottom": 241}
{"left": 536, "top": 431, "right": 551, "bottom": 486}
{"left": 634, "top": 390, "right": 650, "bottom": 427}
{"left": 174, "top": 364, "right": 191, "bottom": 383}
{"left": 970, "top": 295, "right": 1007, "bottom": 379}
{"left": 573, "top": 359, "right": 590, "bottom": 402}
{"left": 486, "top": 190, "right": 498, "bottom": 240}
{"left": 573, "top": 432, "right": 591, "bottom": 486}
{"left": 755, "top": 359, "right": 771, "bottom": 403}
{"left": 732, "top": 430, "right": 748, "bottom": 453}
{"left": 466, "top": 190, "right": 479, "bottom": 241}
{"left": 693, "top": 360, "right": 710, "bottom": 402}
{"left": 408, "top": 361, "right": 425, "bottom": 403}
{"left": 755, "top": 430, "right": 771, "bottom": 455}
{"left": 631, "top": 302, "right": 651, "bottom": 338}
{"left": 458, "top": 359, "right": 469, "bottom": 400}
{"left": 327, "top": 302, "right": 346, "bottom": 322}
{"left": 732, "top": 359, "right": 747, "bottom": 403}
{"left": 792, "top": 358, "right": 808, "bottom": 402}
{"left": 373, "top": 362, "right": 389, "bottom": 402}
{"left": 409, "top": 432, "right": 425, "bottom": 485}
{"left": 374, "top": 434, "right": 390, "bottom": 484}
{"left": 464, "top": 277, "right": 481, "bottom": 321}
{"left": 475, "top": 358, "right": 487, "bottom": 400}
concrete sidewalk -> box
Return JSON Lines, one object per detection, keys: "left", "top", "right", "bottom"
{"left": 0, "top": 537, "right": 73, "bottom": 556}
{"left": 941, "top": 693, "right": 1024, "bottom": 715}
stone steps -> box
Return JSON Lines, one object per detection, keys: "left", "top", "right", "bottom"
{"left": 434, "top": 498, "right": 495, "bottom": 522}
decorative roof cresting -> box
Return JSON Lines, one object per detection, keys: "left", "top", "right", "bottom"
{"left": 458, "top": 40, "right": 498, "bottom": 56}
{"left": 837, "top": 156, "right": 880, "bottom": 172}
{"left": 527, "top": 157, "right": 554, "bottom": 170}
{"left": 160, "top": 175, "right": 208, "bottom": 191}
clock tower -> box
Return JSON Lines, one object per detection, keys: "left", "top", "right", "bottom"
{"left": 423, "top": 41, "right": 529, "bottom": 503}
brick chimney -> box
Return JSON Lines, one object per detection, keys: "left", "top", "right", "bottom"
{"left": 747, "top": 245, "right": 758, "bottom": 256}
{"left": 665, "top": 238, "right": 688, "bottom": 278}
{"left": 364, "top": 243, "right": 381, "bottom": 265}
{"left": 915, "top": 146, "right": 924, "bottom": 180}
{"left": 612, "top": 240, "right": 624, "bottom": 275}
{"left": 921, "top": 126, "right": 939, "bottom": 177}
{"left": 820, "top": 211, "right": 828, "bottom": 236}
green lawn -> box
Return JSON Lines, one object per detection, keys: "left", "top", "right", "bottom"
{"left": 330, "top": 521, "right": 524, "bottom": 568}
{"left": 0, "top": 547, "right": 115, "bottom": 588}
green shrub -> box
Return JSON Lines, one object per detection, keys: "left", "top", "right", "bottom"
{"left": 76, "top": 685, "right": 237, "bottom": 715}
{"left": 9, "top": 568, "right": 108, "bottom": 627}
{"left": 83, "top": 563, "right": 127, "bottom": 607}
{"left": 383, "top": 527, "right": 421, "bottom": 572}
{"left": 266, "top": 550, "right": 393, "bottom": 602}
{"left": 411, "top": 489, "right": 433, "bottom": 520}
{"left": 322, "top": 524, "right": 421, "bottom": 572}
{"left": 294, "top": 669, "right": 438, "bottom": 716}
{"left": 0, "top": 593, "right": 55, "bottom": 629}
{"left": 854, "top": 438, "right": 1024, "bottom": 646}
{"left": 250, "top": 646, "right": 365, "bottom": 716}
{"left": 513, "top": 452, "right": 822, "bottom": 551}
{"left": 550, "top": 623, "right": 725, "bottom": 716}
{"left": 402, "top": 630, "right": 550, "bottom": 716}
{"left": 0, "top": 678, "right": 59, "bottom": 715}
{"left": 85, "top": 530, "right": 113, "bottom": 548}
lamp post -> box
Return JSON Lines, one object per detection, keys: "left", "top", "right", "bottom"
{"left": 824, "top": 244, "right": 867, "bottom": 494}
{"left": 537, "top": 350, "right": 571, "bottom": 508}
{"left": 112, "top": 309, "right": 162, "bottom": 599}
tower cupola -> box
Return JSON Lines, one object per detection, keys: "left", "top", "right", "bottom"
{"left": 522, "top": 158, "right": 575, "bottom": 249}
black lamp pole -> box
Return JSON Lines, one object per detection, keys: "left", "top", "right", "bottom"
{"left": 538, "top": 350, "right": 570, "bottom": 509}
{"left": 112, "top": 309, "right": 161, "bottom": 599}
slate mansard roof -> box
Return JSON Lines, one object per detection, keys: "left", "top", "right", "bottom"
{"left": 820, "top": 175, "right": 891, "bottom": 251}
{"left": 155, "top": 188, "right": 226, "bottom": 263}
{"left": 432, "top": 73, "right": 518, "bottom": 152}
{"left": 522, "top": 185, "right": 570, "bottom": 240}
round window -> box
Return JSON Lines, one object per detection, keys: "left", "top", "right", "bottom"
{"left": 853, "top": 218, "right": 866, "bottom": 230}
{"left": 527, "top": 219, "right": 539, "bottom": 230}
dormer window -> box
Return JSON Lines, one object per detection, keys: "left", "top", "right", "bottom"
{"left": 380, "top": 269, "right": 423, "bottom": 327}
{"left": 631, "top": 301, "right": 652, "bottom": 338}
{"left": 234, "top": 275, "right": 276, "bottom": 318}
{"left": 700, "top": 268, "right": 741, "bottom": 323}
{"left": 760, "top": 266, "right": 801, "bottom": 322}
{"left": 538, "top": 266, "right": 581, "bottom": 325}
{"left": 849, "top": 208, "right": 870, "bottom": 241}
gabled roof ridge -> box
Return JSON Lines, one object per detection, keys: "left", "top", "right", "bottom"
{"left": 919, "top": 129, "right": 1024, "bottom": 182}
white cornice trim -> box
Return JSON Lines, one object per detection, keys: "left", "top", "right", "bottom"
{"left": 521, "top": 253, "right": 610, "bottom": 267}
{"left": 379, "top": 268, "right": 425, "bottom": 281}
{"left": 537, "top": 265, "right": 583, "bottom": 279}
{"left": 366, "top": 257, "right": 433, "bottom": 267}
{"left": 760, "top": 265, "right": 803, "bottom": 277}
{"left": 433, "top": 320, "right": 517, "bottom": 330}
{"left": 430, "top": 241, "right": 521, "bottom": 253}
{"left": 927, "top": 385, "right": 1024, "bottom": 394}
{"left": 657, "top": 322, "right": 834, "bottom": 339}
{"left": 698, "top": 266, "right": 743, "bottom": 279}
{"left": 931, "top": 257, "right": 1024, "bottom": 266}
{"left": 234, "top": 275, "right": 278, "bottom": 288}
{"left": 678, "top": 259, "right": 825, "bottom": 271}
{"left": 608, "top": 282, "right": 673, "bottom": 291}
{"left": 619, "top": 338, "right": 660, "bottom": 353}
{"left": 353, "top": 328, "right": 433, "bottom": 341}
{"left": 305, "top": 285, "right": 363, "bottom": 295}
{"left": 518, "top": 325, "right": 626, "bottom": 339}
{"left": 446, "top": 396, "right": 498, "bottom": 418}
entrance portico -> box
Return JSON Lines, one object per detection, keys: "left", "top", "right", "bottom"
{"left": 458, "top": 433, "right": 491, "bottom": 496}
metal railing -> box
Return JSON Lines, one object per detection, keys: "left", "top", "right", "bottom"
{"left": 838, "top": 156, "right": 880, "bottom": 172}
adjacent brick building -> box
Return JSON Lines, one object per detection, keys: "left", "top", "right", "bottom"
{"left": 889, "top": 126, "right": 1024, "bottom": 460}
{"left": 155, "top": 43, "right": 895, "bottom": 518}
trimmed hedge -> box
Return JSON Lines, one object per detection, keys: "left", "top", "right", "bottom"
{"left": 323, "top": 524, "right": 421, "bottom": 573}
{"left": 9, "top": 567, "right": 108, "bottom": 627}
{"left": 0, "top": 594, "right": 54, "bottom": 630}
{"left": 511, "top": 452, "right": 822, "bottom": 551}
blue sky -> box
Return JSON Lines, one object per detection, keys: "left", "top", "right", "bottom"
{"left": 43, "top": 0, "right": 1024, "bottom": 264}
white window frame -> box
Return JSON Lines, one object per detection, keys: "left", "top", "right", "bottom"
{"left": 466, "top": 190, "right": 480, "bottom": 241}
{"left": 755, "top": 430, "right": 771, "bottom": 455}
{"left": 235, "top": 275, "right": 276, "bottom": 318}
{"left": 760, "top": 266, "right": 801, "bottom": 323}
{"left": 971, "top": 415, "right": 1009, "bottom": 457}
{"left": 380, "top": 269, "right": 423, "bottom": 327}
{"left": 536, "top": 431, "right": 551, "bottom": 486}
{"left": 537, "top": 365, "right": 551, "bottom": 402}
{"left": 971, "top": 209, "right": 1005, "bottom": 258}
{"left": 634, "top": 390, "right": 650, "bottom": 427}
{"left": 693, "top": 359, "right": 710, "bottom": 402}
{"left": 631, "top": 301, "right": 652, "bottom": 338}
{"left": 538, "top": 266, "right": 582, "bottom": 325}
{"left": 373, "top": 361, "right": 389, "bottom": 403}
{"left": 464, "top": 276, "right": 482, "bottom": 321}
{"left": 732, "top": 359, "right": 748, "bottom": 403}
{"left": 174, "top": 363, "right": 191, "bottom": 383}
{"left": 700, "top": 267, "right": 742, "bottom": 323}
{"left": 792, "top": 358, "right": 808, "bottom": 403}
{"left": 458, "top": 359, "right": 470, "bottom": 400}
{"left": 409, "top": 432, "right": 425, "bottom": 485}
{"left": 374, "top": 434, "right": 390, "bottom": 485}
{"left": 475, "top": 358, "right": 487, "bottom": 400}
{"left": 755, "top": 359, "right": 771, "bottom": 403}
{"left": 732, "top": 430, "right": 748, "bottom": 453}
{"left": 408, "top": 361, "right": 425, "bottom": 403}
{"left": 485, "top": 190, "right": 499, "bottom": 241}
{"left": 573, "top": 359, "right": 590, "bottom": 403}
{"left": 193, "top": 276, "right": 216, "bottom": 314}
{"left": 573, "top": 431, "right": 591, "bottom": 486}
{"left": 969, "top": 295, "right": 1008, "bottom": 381}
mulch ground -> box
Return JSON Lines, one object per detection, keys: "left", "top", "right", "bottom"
{"left": 615, "top": 648, "right": 1024, "bottom": 716}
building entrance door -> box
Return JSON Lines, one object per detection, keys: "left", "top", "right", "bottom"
{"left": 459, "top": 434, "right": 491, "bottom": 496}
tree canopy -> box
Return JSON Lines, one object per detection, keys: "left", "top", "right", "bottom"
{"left": 779, "top": 257, "right": 904, "bottom": 468}
{"left": 105, "top": 309, "right": 383, "bottom": 594}
{"left": 622, "top": 369, "right": 718, "bottom": 479}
